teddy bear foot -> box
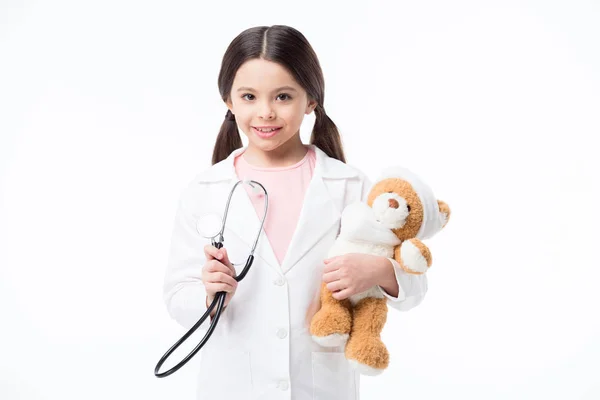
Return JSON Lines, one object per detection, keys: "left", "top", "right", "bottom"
{"left": 345, "top": 334, "right": 389, "bottom": 375}
{"left": 309, "top": 304, "right": 352, "bottom": 347}
{"left": 312, "top": 333, "right": 349, "bottom": 347}
{"left": 348, "top": 359, "right": 385, "bottom": 376}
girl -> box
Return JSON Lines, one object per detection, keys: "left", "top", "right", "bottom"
{"left": 163, "top": 25, "right": 428, "bottom": 400}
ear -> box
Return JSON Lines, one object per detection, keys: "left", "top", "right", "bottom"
{"left": 305, "top": 98, "right": 317, "bottom": 115}
{"left": 437, "top": 200, "right": 450, "bottom": 228}
{"left": 225, "top": 98, "right": 233, "bottom": 112}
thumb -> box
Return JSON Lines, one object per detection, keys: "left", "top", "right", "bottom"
{"left": 323, "top": 256, "right": 337, "bottom": 264}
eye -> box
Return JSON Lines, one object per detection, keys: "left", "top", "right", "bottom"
{"left": 407, "top": 205, "right": 411, "bottom": 212}
{"left": 242, "top": 93, "right": 255, "bottom": 101}
{"left": 277, "top": 93, "right": 292, "bottom": 101}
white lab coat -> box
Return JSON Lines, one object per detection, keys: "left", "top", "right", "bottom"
{"left": 163, "top": 144, "right": 428, "bottom": 400}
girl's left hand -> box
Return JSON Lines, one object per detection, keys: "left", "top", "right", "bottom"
{"left": 322, "top": 253, "right": 385, "bottom": 300}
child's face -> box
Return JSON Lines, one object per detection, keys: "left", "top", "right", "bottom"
{"left": 226, "top": 58, "right": 316, "bottom": 153}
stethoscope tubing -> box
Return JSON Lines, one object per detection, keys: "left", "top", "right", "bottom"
{"left": 154, "top": 180, "right": 267, "bottom": 378}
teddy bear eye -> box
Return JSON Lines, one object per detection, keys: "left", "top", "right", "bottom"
{"left": 407, "top": 205, "right": 411, "bottom": 212}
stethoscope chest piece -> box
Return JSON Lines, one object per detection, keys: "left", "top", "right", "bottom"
{"left": 196, "top": 212, "right": 224, "bottom": 242}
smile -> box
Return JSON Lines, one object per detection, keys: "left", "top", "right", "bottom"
{"left": 252, "top": 127, "right": 282, "bottom": 138}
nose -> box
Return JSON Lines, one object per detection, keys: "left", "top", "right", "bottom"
{"left": 259, "top": 103, "right": 275, "bottom": 120}
{"left": 388, "top": 199, "right": 399, "bottom": 209}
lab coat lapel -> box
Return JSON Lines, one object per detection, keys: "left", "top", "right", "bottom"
{"left": 279, "top": 175, "right": 342, "bottom": 275}
{"left": 279, "top": 146, "right": 348, "bottom": 275}
{"left": 222, "top": 177, "right": 282, "bottom": 276}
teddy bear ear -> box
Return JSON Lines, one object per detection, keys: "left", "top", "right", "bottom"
{"left": 437, "top": 200, "right": 450, "bottom": 228}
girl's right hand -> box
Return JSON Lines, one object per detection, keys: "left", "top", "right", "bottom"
{"left": 202, "top": 245, "right": 238, "bottom": 316}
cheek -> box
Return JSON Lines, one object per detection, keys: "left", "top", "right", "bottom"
{"left": 233, "top": 107, "right": 251, "bottom": 124}
{"left": 281, "top": 106, "right": 306, "bottom": 128}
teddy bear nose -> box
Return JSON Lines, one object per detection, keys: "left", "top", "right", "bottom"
{"left": 388, "top": 199, "right": 399, "bottom": 209}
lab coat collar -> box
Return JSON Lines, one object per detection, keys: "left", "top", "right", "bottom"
{"left": 195, "top": 144, "right": 358, "bottom": 182}
{"left": 196, "top": 144, "right": 357, "bottom": 276}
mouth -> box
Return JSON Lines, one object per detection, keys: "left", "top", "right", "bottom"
{"left": 252, "top": 126, "right": 282, "bottom": 138}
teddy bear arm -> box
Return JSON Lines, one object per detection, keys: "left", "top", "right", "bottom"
{"left": 394, "top": 239, "right": 432, "bottom": 274}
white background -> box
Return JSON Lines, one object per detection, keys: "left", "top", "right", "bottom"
{"left": 1, "top": 0, "right": 599, "bottom": 399}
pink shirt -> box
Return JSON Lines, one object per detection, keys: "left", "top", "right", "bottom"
{"left": 234, "top": 146, "right": 316, "bottom": 266}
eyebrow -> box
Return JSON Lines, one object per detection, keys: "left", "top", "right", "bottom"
{"left": 236, "top": 86, "right": 298, "bottom": 93}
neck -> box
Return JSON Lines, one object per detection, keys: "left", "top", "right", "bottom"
{"left": 243, "top": 134, "right": 308, "bottom": 168}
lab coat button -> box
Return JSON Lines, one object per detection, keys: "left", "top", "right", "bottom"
{"left": 276, "top": 328, "right": 288, "bottom": 339}
{"left": 273, "top": 277, "right": 285, "bottom": 286}
{"left": 278, "top": 380, "right": 289, "bottom": 390}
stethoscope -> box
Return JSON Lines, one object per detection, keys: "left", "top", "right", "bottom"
{"left": 154, "top": 179, "right": 268, "bottom": 378}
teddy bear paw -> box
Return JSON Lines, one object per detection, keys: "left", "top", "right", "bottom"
{"left": 312, "top": 333, "right": 349, "bottom": 347}
{"left": 400, "top": 239, "right": 430, "bottom": 274}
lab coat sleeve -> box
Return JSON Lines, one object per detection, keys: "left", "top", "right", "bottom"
{"left": 378, "top": 258, "right": 428, "bottom": 311}
{"left": 162, "top": 187, "right": 211, "bottom": 332}
{"left": 358, "top": 171, "right": 428, "bottom": 312}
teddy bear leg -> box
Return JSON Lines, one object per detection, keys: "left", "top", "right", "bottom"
{"left": 310, "top": 281, "right": 352, "bottom": 347}
{"left": 345, "top": 297, "right": 389, "bottom": 375}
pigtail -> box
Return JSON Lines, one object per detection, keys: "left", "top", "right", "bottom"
{"left": 211, "top": 110, "right": 243, "bottom": 165}
{"left": 310, "top": 104, "right": 346, "bottom": 163}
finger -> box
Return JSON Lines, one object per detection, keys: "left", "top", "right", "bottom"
{"left": 206, "top": 260, "right": 234, "bottom": 276}
{"left": 219, "top": 248, "right": 235, "bottom": 271}
{"left": 205, "top": 282, "right": 236, "bottom": 294}
{"left": 212, "top": 272, "right": 238, "bottom": 288}
{"left": 322, "top": 269, "right": 340, "bottom": 284}
{"left": 332, "top": 287, "right": 353, "bottom": 301}
{"left": 322, "top": 260, "right": 340, "bottom": 274}
{"left": 204, "top": 244, "right": 224, "bottom": 261}
{"left": 326, "top": 279, "right": 347, "bottom": 292}
{"left": 213, "top": 253, "right": 235, "bottom": 278}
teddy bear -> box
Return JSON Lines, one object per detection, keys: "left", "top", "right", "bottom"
{"left": 309, "top": 166, "right": 450, "bottom": 375}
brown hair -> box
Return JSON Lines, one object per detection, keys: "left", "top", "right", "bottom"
{"left": 212, "top": 25, "right": 346, "bottom": 165}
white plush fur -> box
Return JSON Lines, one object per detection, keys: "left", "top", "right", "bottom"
{"left": 440, "top": 211, "right": 449, "bottom": 228}
{"left": 348, "top": 359, "right": 384, "bottom": 376}
{"left": 326, "top": 202, "right": 401, "bottom": 307}
{"left": 400, "top": 240, "right": 429, "bottom": 273}
{"left": 312, "top": 333, "right": 349, "bottom": 347}
{"left": 371, "top": 192, "right": 409, "bottom": 229}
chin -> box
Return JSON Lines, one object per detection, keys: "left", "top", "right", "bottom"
{"left": 252, "top": 139, "right": 283, "bottom": 151}
{"left": 251, "top": 135, "right": 293, "bottom": 150}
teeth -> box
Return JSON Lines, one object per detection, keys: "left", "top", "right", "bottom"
{"left": 256, "top": 127, "right": 278, "bottom": 132}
